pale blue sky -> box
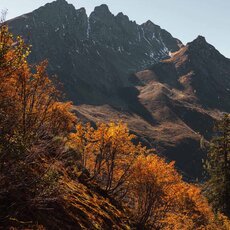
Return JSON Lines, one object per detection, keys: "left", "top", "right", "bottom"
{"left": 1, "top": 0, "right": 230, "bottom": 57}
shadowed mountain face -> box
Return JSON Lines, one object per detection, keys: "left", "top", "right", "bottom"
{"left": 8, "top": 0, "right": 181, "bottom": 105}
{"left": 7, "top": 0, "right": 230, "bottom": 180}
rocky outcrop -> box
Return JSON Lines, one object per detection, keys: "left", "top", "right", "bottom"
{"left": 152, "top": 36, "right": 230, "bottom": 112}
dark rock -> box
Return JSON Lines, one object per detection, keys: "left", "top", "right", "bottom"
{"left": 7, "top": 0, "right": 182, "bottom": 105}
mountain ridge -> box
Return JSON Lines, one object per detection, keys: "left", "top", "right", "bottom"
{"left": 8, "top": 0, "right": 183, "bottom": 106}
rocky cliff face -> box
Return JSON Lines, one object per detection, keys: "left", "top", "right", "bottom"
{"left": 8, "top": 0, "right": 182, "bottom": 104}
{"left": 152, "top": 36, "right": 230, "bottom": 112}
{"left": 7, "top": 0, "right": 230, "bottom": 180}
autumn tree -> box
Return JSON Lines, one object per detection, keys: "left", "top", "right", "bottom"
{"left": 128, "top": 154, "right": 223, "bottom": 229}
{"left": 0, "top": 24, "right": 76, "bottom": 148}
{"left": 128, "top": 154, "right": 180, "bottom": 228}
{"left": 0, "top": 22, "right": 29, "bottom": 77}
{"left": 68, "top": 121, "right": 230, "bottom": 229}
{"left": 68, "top": 121, "right": 149, "bottom": 196}
{"left": 0, "top": 24, "right": 76, "bottom": 226}
{"left": 204, "top": 114, "right": 230, "bottom": 217}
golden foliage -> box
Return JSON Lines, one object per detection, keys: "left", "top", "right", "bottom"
{"left": 0, "top": 25, "right": 76, "bottom": 151}
{"left": 68, "top": 121, "right": 230, "bottom": 229}
{"left": 68, "top": 121, "right": 150, "bottom": 195}
{"left": 0, "top": 24, "right": 29, "bottom": 77}
{"left": 0, "top": 25, "right": 76, "bottom": 228}
{"left": 128, "top": 154, "right": 229, "bottom": 229}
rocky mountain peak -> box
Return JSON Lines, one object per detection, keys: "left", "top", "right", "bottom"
{"left": 144, "top": 20, "right": 156, "bottom": 27}
{"left": 76, "top": 7, "right": 87, "bottom": 15}
{"left": 55, "top": 0, "right": 68, "bottom": 5}
{"left": 116, "top": 12, "right": 130, "bottom": 22}
{"left": 30, "top": 0, "right": 76, "bottom": 25}
{"left": 8, "top": 0, "right": 183, "bottom": 105}
{"left": 156, "top": 33, "right": 230, "bottom": 113}
{"left": 187, "top": 35, "right": 215, "bottom": 54}
{"left": 44, "top": 0, "right": 74, "bottom": 11}
{"left": 92, "top": 4, "right": 112, "bottom": 17}
{"left": 194, "top": 35, "right": 206, "bottom": 42}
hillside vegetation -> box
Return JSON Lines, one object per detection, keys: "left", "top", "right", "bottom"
{"left": 0, "top": 24, "right": 229, "bottom": 229}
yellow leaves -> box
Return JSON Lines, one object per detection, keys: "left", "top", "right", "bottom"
{"left": 162, "top": 213, "right": 195, "bottom": 230}
{"left": 0, "top": 25, "right": 30, "bottom": 78}
{"left": 0, "top": 25, "right": 76, "bottom": 148}
{"left": 131, "top": 155, "right": 180, "bottom": 190}
{"left": 127, "top": 154, "right": 219, "bottom": 229}
{"left": 68, "top": 121, "right": 150, "bottom": 194}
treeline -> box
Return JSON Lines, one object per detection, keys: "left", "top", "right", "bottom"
{"left": 0, "top": 23, "right": 229, "bottom": 229}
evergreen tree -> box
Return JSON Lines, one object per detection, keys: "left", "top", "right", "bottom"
{"left": 204, "top": 114, "right": 230, "bottom": 217}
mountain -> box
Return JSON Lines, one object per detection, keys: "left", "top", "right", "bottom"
{"left": 74, "top": 35, "right": 230, "bottom": 179}
{"left": 8, "top": 0, "right": 182, "bottom": 105}
{"left": 7, "top": 0, "right": 230, "bottom": 179}
{"left": 153, "top": 36, "right": 230, "bottom": 112}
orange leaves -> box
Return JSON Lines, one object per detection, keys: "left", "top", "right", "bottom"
{"left": 131, "top": 155, "right": 179, "bottom": 187}
{"left": 128, "top": 154, "right": 219, "bottom": 229}
{"left": 0, "top": 25, "right": 30, "bottom": 78}
{"left": 0, "top": 25, "right": 76, "bottom": 149}
{"left": 68, "top": 122, "right": 228, "bottom": 229}
{"left": 128, "top": 154, "right": 180, "bottom": 227}
{"left": 68, "top": 121, "right": 150, "bottom": 194}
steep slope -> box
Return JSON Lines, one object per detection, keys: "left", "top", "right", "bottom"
{"left": 8, "top": 0, "right": 182, "bottom": 105}
{"left": 2, "top": 171, "right": 130, "bottom": 229}
{"left": 152, "top": 36, "right": 230, "bottom": 112}
{"left": 134, "top": 36, "right": 230, "bottom": 178}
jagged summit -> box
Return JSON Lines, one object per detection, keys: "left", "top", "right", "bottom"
{"left": 92, "top": 4, "right": 112, "bottom": 16}
{"left": 144, "top": 20, "right": 156, "bottom": 26}
{"left": 168, "top": 34, "right": 224, "bottom": 63}
{"left": 8, "top": 0, "right": 182, "bottom": 105}
{"left": 184, "top": 35, "right": 226, "bottom": 60}
{"left": 76, "top": 7, "right": 87, "bottom": 15}
{"left": 94, "top": 4, "right": 110, "bottom": 11}
{"left": 116, "top": 12, "right": 130, "bottom": 21}
{"left": 156, "top": 33, "right": 230, "bottom": 112}
{"left": 194, "top": 35, "right": 206, "bottom": 42}
{"left": 56, "top": 0, "right": 68, "bottom": 4}
{"left": 43, "top": 0, "right": 73, "bottom": 9}
{"left": 187, "top": 35, "right": 209, "bottom": 48}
